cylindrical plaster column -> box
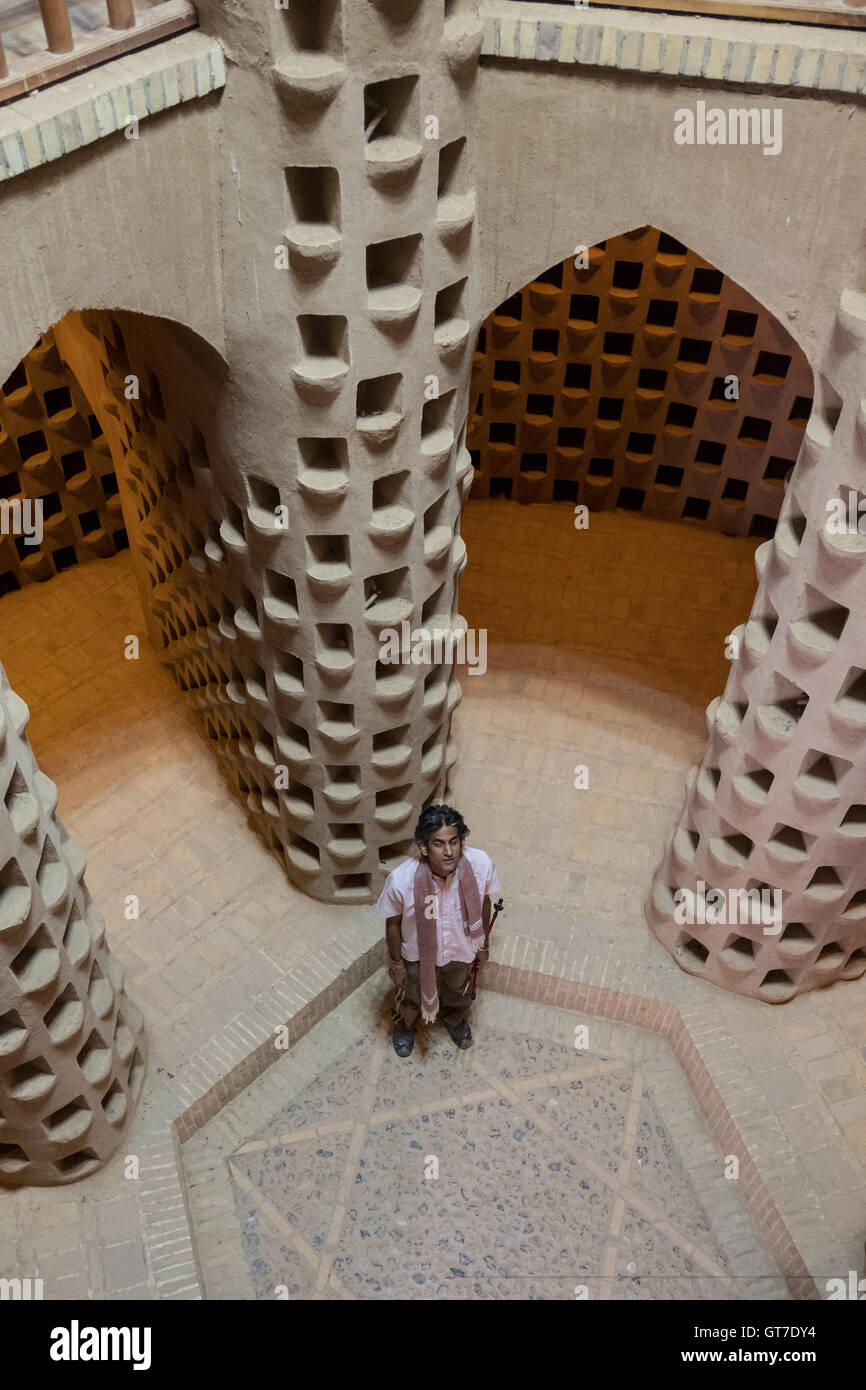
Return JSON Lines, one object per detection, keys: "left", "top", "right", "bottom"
{"left": 0, "top": 666, "right": 147, "bottom": 1186}
{"left": 177, "top": 0, "right": 484, "bottom": 902}
{"left": 647, "top": 285, "right": 866, "bottom": 1002}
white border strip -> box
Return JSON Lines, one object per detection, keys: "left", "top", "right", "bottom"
{"left": 0, "top": 31, "right": 226, "bottom": 182}
{"left": 482, "top": 3, "right": 866, "bottom": 95}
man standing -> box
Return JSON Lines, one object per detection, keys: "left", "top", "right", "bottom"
{"left": 377, "top": 803, "right": 502, "bottom": 1058}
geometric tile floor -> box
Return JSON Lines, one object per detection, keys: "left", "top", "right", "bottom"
{"left": 183, "top": 974, "right": 789, "bottom": 1300}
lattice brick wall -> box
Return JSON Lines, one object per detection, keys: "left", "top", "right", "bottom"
{"left": 467, "top": 225, "right": 813, "bottom": 536}
{"left": 0, "top": 329, "right": 128, "bottom": 594}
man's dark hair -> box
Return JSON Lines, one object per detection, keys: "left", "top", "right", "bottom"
{"left": 414, "top": 803, "right": 469, "bottom": 851}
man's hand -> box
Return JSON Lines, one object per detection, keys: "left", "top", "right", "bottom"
{"left": 388, "top": 957, "right": 407, "bottom": 989}
{"left": 475, "top": 946, "right": 489, "bottom": 963}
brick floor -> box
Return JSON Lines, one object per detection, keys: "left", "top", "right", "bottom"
{"left": 0, "top": 557, "right": 382, "bottom": 1298}
{"left": 450, "top": 502, "right": 866, "bottom": 1290}
{"left": 183, "top": 973, "right": 789, "bottom": 1301}
{"left": 0, "top": 504, "right": 863, "bottom": 1299}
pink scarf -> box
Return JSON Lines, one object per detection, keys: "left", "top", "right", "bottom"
{"left": 412, "top": 854, "right": 484, "bottom": 1023}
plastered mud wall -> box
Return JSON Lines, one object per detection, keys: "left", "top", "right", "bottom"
{"left": 0, "top": 92, "right": 224, "bottom": 390}
{"left": 475, "top": 54, "right": 866, "bottom": 370}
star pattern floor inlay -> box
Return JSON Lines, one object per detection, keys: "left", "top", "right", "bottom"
{"left": 182, "top": 976, "right": 787, "bottom": 1300}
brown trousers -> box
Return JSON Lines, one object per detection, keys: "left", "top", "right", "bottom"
{"left": 396, "top": 958, "right": 473, "bottom": 1032}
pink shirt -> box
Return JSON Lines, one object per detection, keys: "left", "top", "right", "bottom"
{"left": 377, "top": 847, "right": 502, "bottom": 966}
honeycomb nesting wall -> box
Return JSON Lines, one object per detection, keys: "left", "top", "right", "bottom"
{"left": 243, "top": 0, "right": 484, "bottom": 901}
{"left": 467, "top": 226, "right": 813, "bottom": 535}
{"left": 0, "top": 328, "right": 129, "bottom": 595}
{"left": 647, "top": 286, "right": 866, "bottom": 1001}
{"left": 0, "top": 667, "right": 147, "bottom": 1187}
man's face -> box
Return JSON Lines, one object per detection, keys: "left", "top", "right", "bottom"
{"left": 422, "top": 824, "right": 463, "bottom": 878}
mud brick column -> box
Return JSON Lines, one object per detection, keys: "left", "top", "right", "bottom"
{"left": 647, "top": 285, "right": 866, "bottom": 1002}
{"left": 185, "top": 0, "right": 483, "bottom": 902}
{"left": 0, "top": 666, "right": 147, "bottom": 1187}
